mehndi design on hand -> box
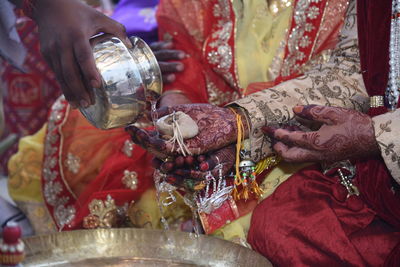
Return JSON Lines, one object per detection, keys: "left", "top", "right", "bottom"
{"left": 263, "top": 105, "right": 380, "bottom": 163}
{"left": 127, "top": 104, "right": 245, "bottom": 157}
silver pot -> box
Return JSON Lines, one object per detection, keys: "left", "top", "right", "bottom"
{"left": 80, "top": 35, "right": 162, "bottom": 129}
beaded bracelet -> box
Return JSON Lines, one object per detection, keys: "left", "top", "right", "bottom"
{"left": 22, "top": 0, "right": 37, "bottom": 19}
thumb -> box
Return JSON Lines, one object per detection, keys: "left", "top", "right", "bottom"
{"left": 293, "top": 105, "right": 341, "bottom": 125}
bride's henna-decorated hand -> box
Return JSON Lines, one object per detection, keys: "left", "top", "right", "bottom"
{"left": 263, "top": 105, "right": 380, "bottom": 163}
{"left": 127, "top": 104, "right": 248, "bottom": 157}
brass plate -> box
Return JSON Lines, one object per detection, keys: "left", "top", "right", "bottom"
{"left": 23, "top": 228, "right": 272, "bottom": 267}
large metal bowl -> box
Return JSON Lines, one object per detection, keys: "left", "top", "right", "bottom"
{"left": 79, "top": 36, "right": 162, "bottom": 129}
{"left": 23, "top": 228, "right": 272, "bottom": 266}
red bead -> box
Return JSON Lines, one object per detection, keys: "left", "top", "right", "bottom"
{"left": 166, "top": 175, "right": 177, "bottom": 184}
{"left": 161, "top": 162, "right": 174, "bottom": 173}
{"left": 175, "top": 156, "right": 185, "bottom": 167}
{"left": 200, "top": 162, "right": 209, "bottom": 171}
{"left": 184, "top": 156, "right": 195, "bottom": 166}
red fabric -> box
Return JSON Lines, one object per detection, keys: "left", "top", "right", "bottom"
{"left": 356, "top": 158, "right": 400, "bottom": 266}
{"left": 41, "top": 98, "right": 155, "bottom": 230}
{"left": 248, "top": 163, "right": 400, "bottom": 266}
{"left": 356, "top": 1, "right": 400, "bottom": 263}
{"left": 71, "top": 141, "right": 155, "bottom": 229}
{"left": 357, "top": 0, "right": 399, "bottom": 116}
{"left": 357, "top": 0, "right": 391, "bottom": 98}
{"left": 156, "top": 0, "right": 238, "bottom": 105}
{"left": 0, "top": 14, "right": 61, "bottom": 175}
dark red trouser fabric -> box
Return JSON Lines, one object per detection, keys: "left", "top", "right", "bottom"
{"left": 248, "top": 158, "right": 400, "bottom": 266}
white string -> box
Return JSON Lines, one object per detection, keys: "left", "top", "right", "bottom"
{"left": 165, "top": 112, "right": 192, "bottom": 156}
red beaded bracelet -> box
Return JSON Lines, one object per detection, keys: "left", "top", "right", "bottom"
{"left": 22, "top": 0, "right": 37, "bottom": 19}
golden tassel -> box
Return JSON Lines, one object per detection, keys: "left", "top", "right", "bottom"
{"left": 229, "top": 107, "right": 245, "bottom": 201}
{"left": 250, "top": 179, "right": 263, "bottom": 197}
{"left": 232, "top": 186, "right": 239, "bottom": 200}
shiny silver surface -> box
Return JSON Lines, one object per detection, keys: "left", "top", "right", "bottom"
{"left": 23, "top": 228, "right": 272, "bottom": 267}
{"left": 80, "top": 36, "right": 162, "bottom": 129}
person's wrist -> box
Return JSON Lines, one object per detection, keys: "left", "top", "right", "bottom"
{"left": 228, "top": 106, "right": 250, "bottom": 138}
{"left": 159, "top": 90, "right": 191, "bottom": 107}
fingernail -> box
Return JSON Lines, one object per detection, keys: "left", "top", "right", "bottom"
{"left": 293, "top": 106, "right": 304, "bottom": 114}
{"left": 262, "top": 126, "right": 276, "bottom": 136}
{"left": 162, "top": 41, "right": 173, "bottom": 48}
{"left": 167, "top": 74, "right": 176, "bottom": 82}
{"left": 80, "top": 99, "right": 89, "bottom": 108}
{"left": 125, "top": 37, "right": 133, "bottom": 48}
{"left": 178, "top": 52, "right": 185, "bottom": 59}
{"left": 176, "top": 63, "right": 184, "bottom": 71}
{"left": 91, "top": 79, "right": 100, "bottom": 88}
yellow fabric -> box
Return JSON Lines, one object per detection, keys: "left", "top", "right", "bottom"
{"left": 8, "top": 124, "right": 47, "bottom": 203}
{"left": 8, "top": 124, "right": 56, "bottom": 234}
{"left": 233, "top": 0, "right": 293, "bottom": 88}
{"left": 211, "top": 162, "right": 310, "bottom": 244}
{"left": 129, "top": 188, "right": 192, "bottom": 230}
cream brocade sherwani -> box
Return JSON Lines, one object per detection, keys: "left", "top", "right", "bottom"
{"left": 373, "top": 110, "right": 400, "bottom": 184}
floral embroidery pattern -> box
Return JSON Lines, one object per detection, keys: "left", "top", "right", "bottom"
{"left": 122, "top": 170, "right": 139, "bottom": 190}
{"left": 122, "top": 139, "right": 134, "bottom": 157}
{"left": 373, "top": 110, "right": 400, "bottom": 184}
{"left": 82, "top": 195, "right": 119, "bottom": 229}
{"left": 205, "top": 0, "right": 238, "bottom": 90}
{"left": 42, "top": 96, "right": 76, "bottom": 229}
{"left": 206, "top": 77, "right": 239, "bottom": 106}
{"left": 64, "top": 153, "right": 80, "bottom": 174}
{"left": 281, "top": 0, "right": 329, "bottom": 77}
